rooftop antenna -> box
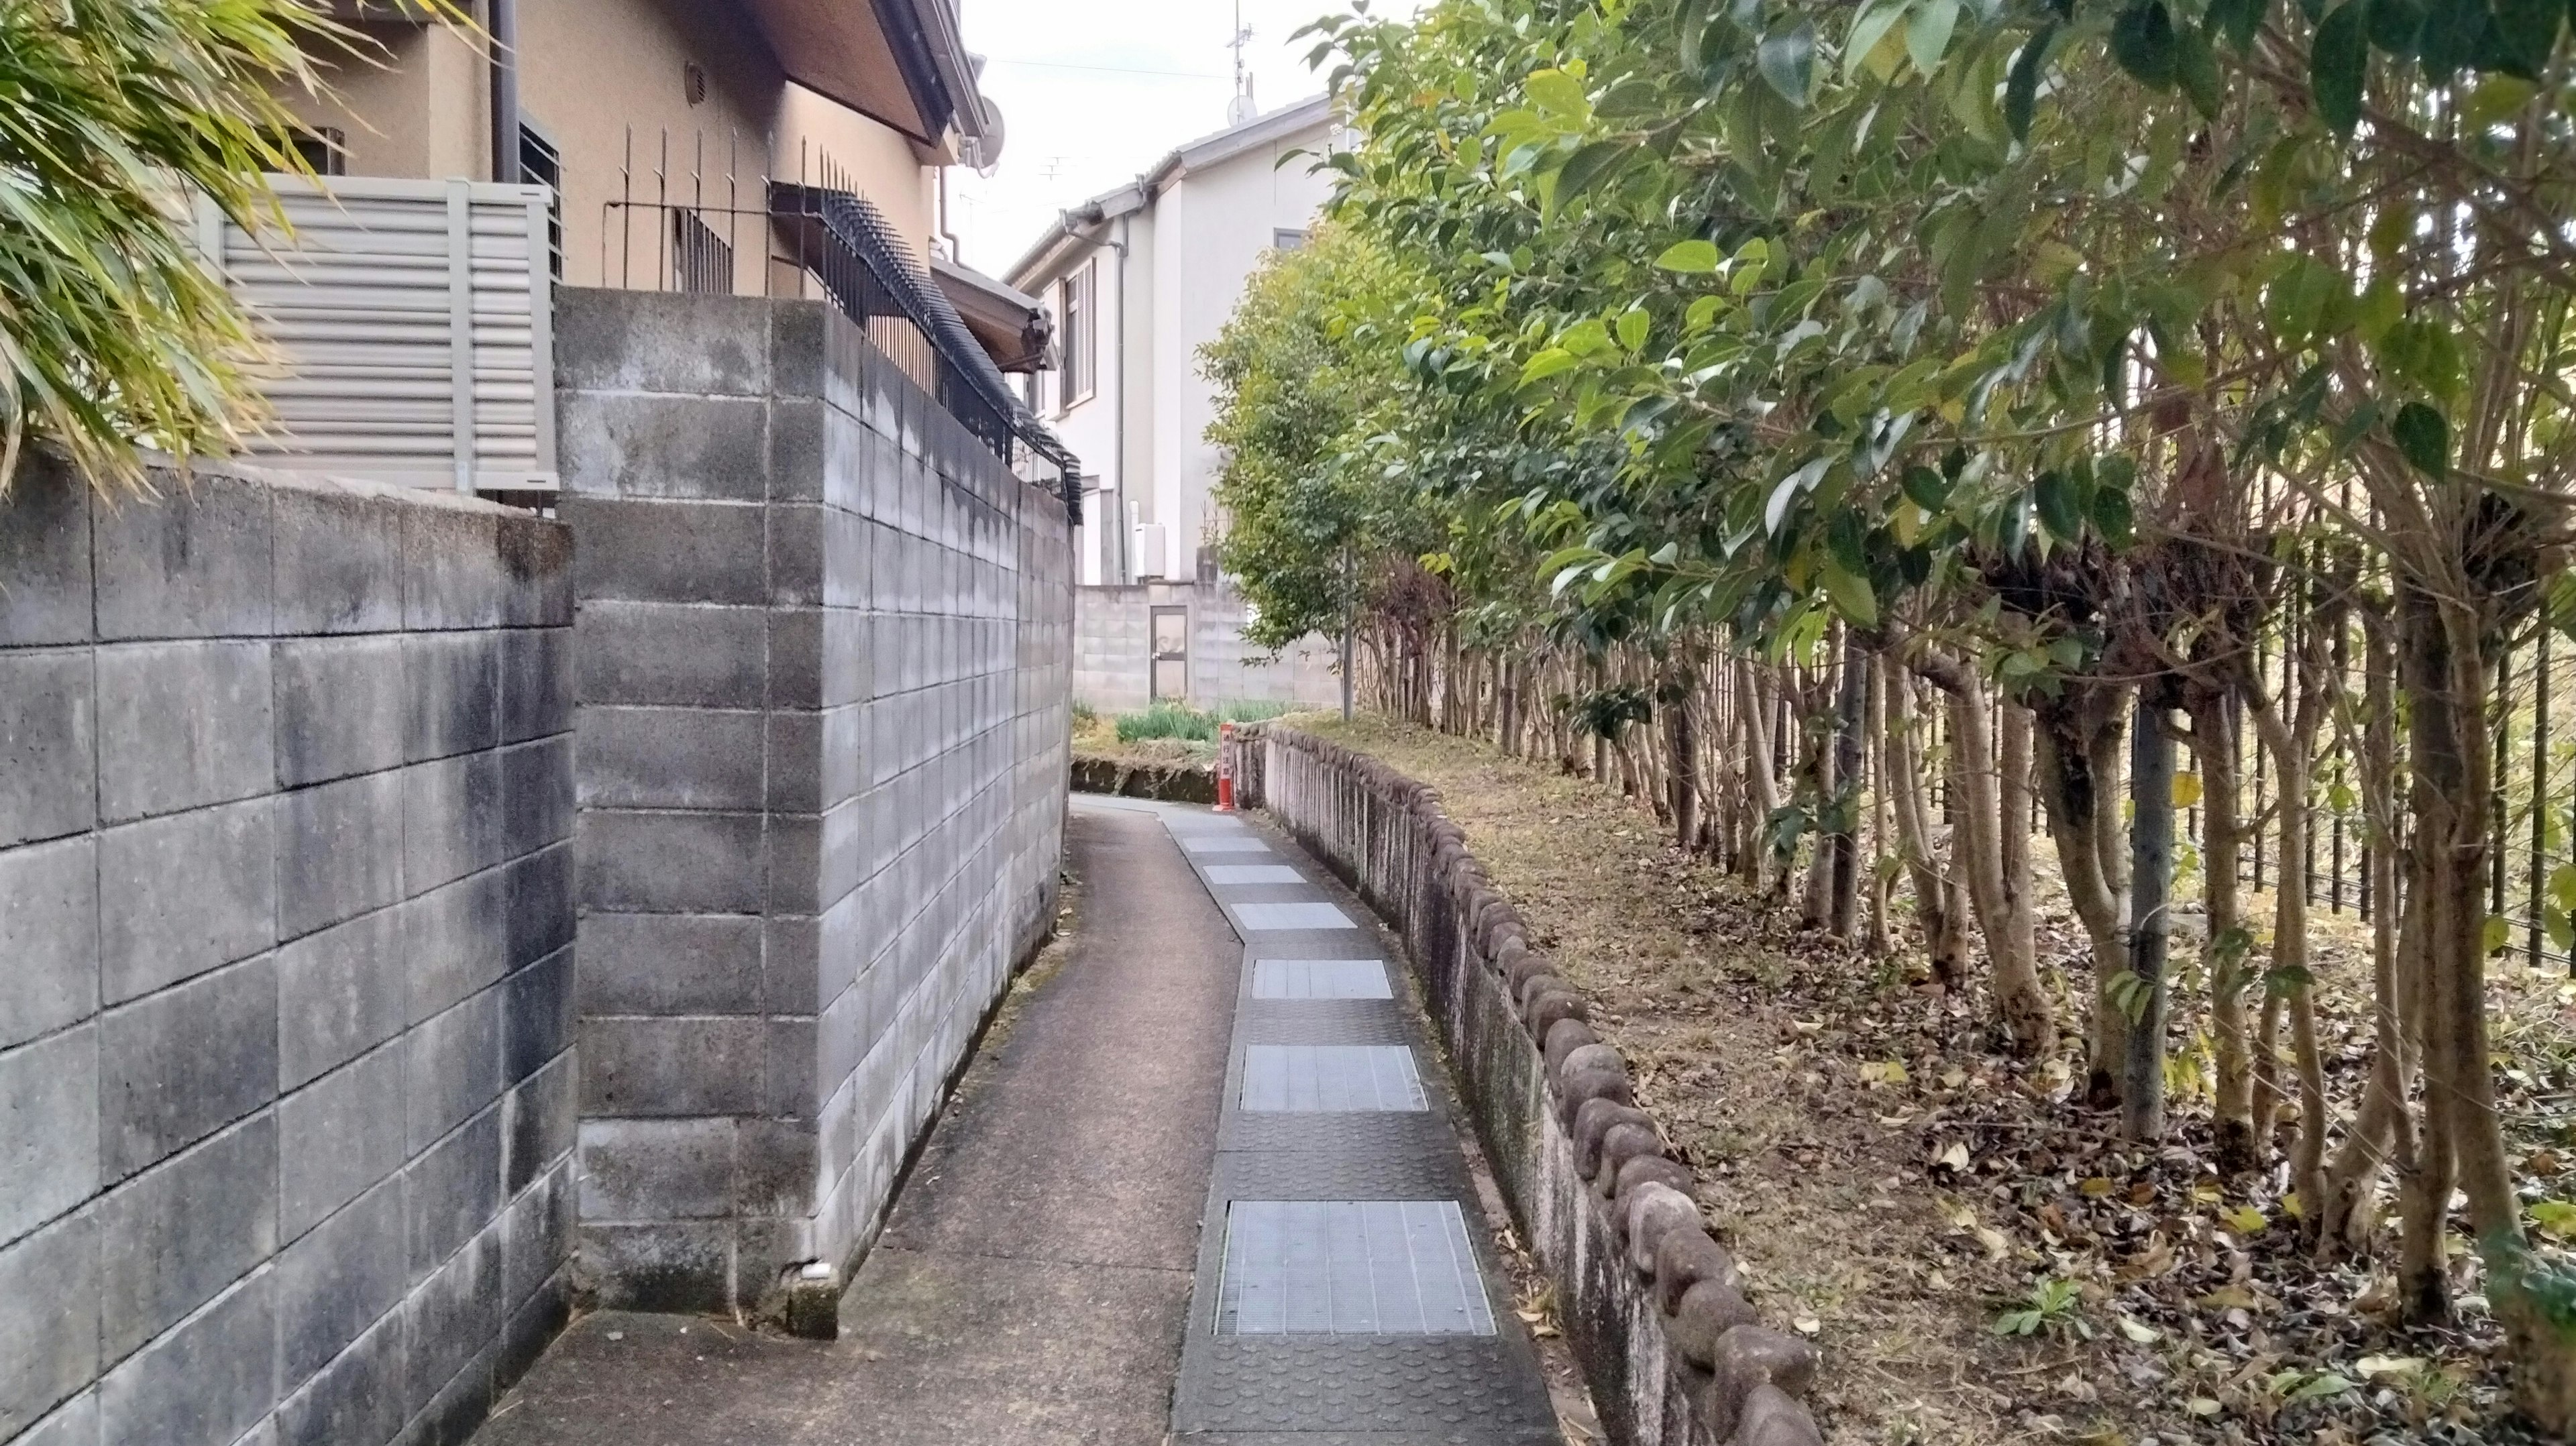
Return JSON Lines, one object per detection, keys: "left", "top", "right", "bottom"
{"left": 1227, "top": 1, "right": 1258, "bottom": 125}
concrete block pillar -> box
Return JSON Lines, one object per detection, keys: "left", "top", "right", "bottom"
{"left": 557, "top": 290, "right": 1071, "bottom": 1321}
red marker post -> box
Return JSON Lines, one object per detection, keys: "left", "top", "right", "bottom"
{"left": 1215, "top": 720, "right": 1236, "bottom": 812}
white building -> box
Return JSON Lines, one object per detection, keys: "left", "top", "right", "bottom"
{"left": 1004, "top": 95, "right": 1338, "bottom": 589}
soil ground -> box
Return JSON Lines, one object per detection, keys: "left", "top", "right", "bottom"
{"left": 1291, "top": 710, "right": 2576, "bottom": 1446}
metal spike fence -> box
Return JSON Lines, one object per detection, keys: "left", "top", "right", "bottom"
{"left": 600, "top": 126, "right": 1081, "bottom": 514}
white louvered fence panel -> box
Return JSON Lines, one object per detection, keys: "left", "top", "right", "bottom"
{"left": 210, "top": 176, "right": 557, "bottom": 494}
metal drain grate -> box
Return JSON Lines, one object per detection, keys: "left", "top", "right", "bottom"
{"left": 1252, "top": 960, "right": 1393, "bottom": 1000}
{"left": 1242, "top": 1046, "right": 1426, "bottom": 1111}
{"left": 1217, "top": 1201, "right": 1496, "bottom": 1336}
{"left": 1207, "top": 864, "right": 1306, "bottom": 885}
{"left": 1234, "top": 902, "right": 1356, "bottom": 932}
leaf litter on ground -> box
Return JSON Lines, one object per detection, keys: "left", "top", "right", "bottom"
{"left": 1295, "top": 712, "right": 2576, "bottom": 1445}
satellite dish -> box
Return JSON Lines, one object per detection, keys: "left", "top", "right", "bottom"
{"left": 975, "top": 95, "right": 1006, "bottom": 174}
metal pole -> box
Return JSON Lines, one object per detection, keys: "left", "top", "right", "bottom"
{"left": 488, "top": 0, "right": 520, "bottom": 184}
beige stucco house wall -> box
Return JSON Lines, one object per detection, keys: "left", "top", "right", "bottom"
{"left": 275, "top": 0, "right": 960, "bottom": 286}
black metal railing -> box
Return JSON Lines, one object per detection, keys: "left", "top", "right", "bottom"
{"left": 600, "top": 129, "right": 1081, "bottom": 518}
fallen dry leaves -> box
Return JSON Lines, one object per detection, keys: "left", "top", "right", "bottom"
{"left": 1294, "top": 712, "right": 2576, "bottom": 1446}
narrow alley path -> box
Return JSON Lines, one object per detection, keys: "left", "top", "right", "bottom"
{"left": 470, "top": 798, "right": 1561, "bottom": 1445}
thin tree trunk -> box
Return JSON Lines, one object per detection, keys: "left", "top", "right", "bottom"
{"left": 1866, "top": 658, "right": 1894, "bottom": 955}
{"left": 1828, "top": 635, "right": 1870, "bottom": 938}
{"left": 2126, "top": 686, "right": 2177, "bottom": 1140}
{"left": 2245, "top": 624, "right": 2334, "bottom": 1213}
{"left": 1888, "top": 663, "right": 1968, "bottom": 986}
{"left": 1802, "top": 657, "right": 1837, "bottom": 927}
{"left": 1668, "top": 669, "right": 1701, "bottom": 853}
{"left": 2035, "top": 687, "right": 2131, "bottom": 1106}
{"left": 1743, "top": 659, "right": 1783, "bottom": 887}
{"left": 1915, "top": 649, "right": 2054, "bottom": 1053}
{"left": 1998, "top": 700, "right": 2038, "bottom": 1023}
{"left": 2320, "top": 606, "right": 2416, "bottom": 1255}
{"left": 2190, "top": 688, "right": 2257, "bottom": 1174}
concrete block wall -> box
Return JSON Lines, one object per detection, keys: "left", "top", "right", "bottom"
{"left": 556, "top": 290, "right": 1071, "bottom": 1317}
{"left": 1071, "top": 579, "right": 1340, "bottom": 714}
{"left": 0, "top": 459, "right": 577, "bottom": 1446}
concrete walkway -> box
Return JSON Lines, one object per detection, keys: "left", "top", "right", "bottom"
{"left": 468, "top": 797, "right": 1561, "bottom": 1445}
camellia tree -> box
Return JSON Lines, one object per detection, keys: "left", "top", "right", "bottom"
{"left": 0, "top": 0, "right": 413, "bottom": 491}
{"left": 1206, "top": 0, "right": 2576, "bottom": 1423}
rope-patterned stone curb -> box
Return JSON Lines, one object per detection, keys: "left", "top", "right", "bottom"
{"left": 1224, "top": 724, "right": 1828, "bottom": 1446}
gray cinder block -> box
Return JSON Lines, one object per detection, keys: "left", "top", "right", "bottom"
{"left": 402, "top": 868, "right": 510, "bottom": 1027}
{"left": 405, "top": 1105, "right": 502, "bottom": 1280}
{"left": 498, "top": 736, "right": 574, "bottom": 864}
{"left": 405, "top": 991, "right": 501, "bottom": 1155}
{"left": 577, "top": 1016, "right": 765, "bottom": 1117}
{"left": 399, "top": 1231, "right": 502, "bottom": 1421}
{"left": 498, "top": 627, "right": 570, "bottom": 744}
{"left": 575, "top": 810, "right": 765, "bottom": 914}
{"left": 400, "top": 504, "right": 506, "bottom": 632}
{"left": 558, "top": 392, "right": 769, "bottom": 502}
{"left": 0, "top": 649, "right": 96, "bottom": 848}
{"left": 500, "top": 946, "right": 572, "bottom": 1086}
{"left": 0, "top": 1198, "right": 97, "bottom": 1436}
{"left": 502, "top": 843, "right": 574, "bottom": 972}
{"left": 768, "top": 398, "right": 825, "bottom": 503}
{"left": 94, "top": 1114, "right": 276, "bottom": 1363}
{"left": 498, "top": 1162, "right": 573, "bottom": 1309}
{"left": 97, "top": 1270, "right": 276, "bottom": 1446}
{"left": 733, "top": 1115, "right": 818, "bottom": 1216}
{"left": 576, "top": 1118, "right": 735, "bottom": 1221}
{"left": 276, "top": 771, "right": 405, "bottom": 941}
{"left": 273, "top": 1309, "right": 404, "bottom": 1446}
{"left": 93, "top": 640, "right": 272, "bottom": 825}
{"left": 0, "top": 836, "right": 99, "bottom": 1051}
{"left": 402, "top": 631, "right": 500, "bottom": 765}
{"left": 99, "top": 956, "right": 276, "bottom": 1181}
{"left": 10, "top": 1392, "right": 99, "bottom": 1446}
{"left": 767, "top": 912, "right": 824, "bottom": 1017}
{"left": 274, "top": 1175, "right": 404, "bottom": 1382}
{"left": 563, "top": 497, "right": 766, "bottom": 606}
{"left": 271, "top": 479, "right": 402, "bottom": 636}
{"left": 497, "top": 514, "right": 574, "bottom": 630}
{"left": 573, "top": 707, "right": 764, "bottom": 811}
{"left": 275, "top": 907, "right": 405, "bottom": 1092}
{"left": 402, "top": 751, "right": 506, "bottom": 895}
{"left": 577, "top": 1221, "right": 729, "bottom": 1314}
{"left": 0, "top": 459, "right": 93, "bottom": 647}
{"left": 762, "top": 710, "right": 821, "bottom": 814}
{"left": 500, "top": 1054, "right": 574, "bottom": 1198}
{"left": 574, "top": 602, "right": 767, "bottom": 710}
{"left": 277, "top": 1048, "right": 405, "bottom": 1241}
{"left": 93, "top": 469, "right": 273, "bottom": 641}
{"left": 771, "top": 298, "right": 826, "bottom": 402}
{"left": 272, "top": 636, "right": 407, "bottom": 787}
{"left": 575, "top": 913, "right": 759, "bottom": 1016}
{"left": 551, "top": 287, "right": 770, "bottom": 398}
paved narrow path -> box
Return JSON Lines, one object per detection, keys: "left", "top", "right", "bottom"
{"left": 469, "top": 797, "right": 1561, "bottom": 1445}
{"left": 1155, "top": 805, "right": 1560, "bottom": 1446}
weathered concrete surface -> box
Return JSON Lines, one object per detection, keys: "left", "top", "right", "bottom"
{"left": 469, "top": 799, "right": 1237, "bottom": 1445}
{"left": 0, "top": 455, "right": 576, "bottom": 1446}
{"left": 558, "top": 289, "right": 1075, "bottom": 1317}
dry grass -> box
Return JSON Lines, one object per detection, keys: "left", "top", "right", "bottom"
{"left": 1287, "top": 711, "right": 2574, "bottom": 1446}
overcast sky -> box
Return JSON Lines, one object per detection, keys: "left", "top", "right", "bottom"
{"left": 949, "top": 0, "right": 1421, "bottom": 278}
